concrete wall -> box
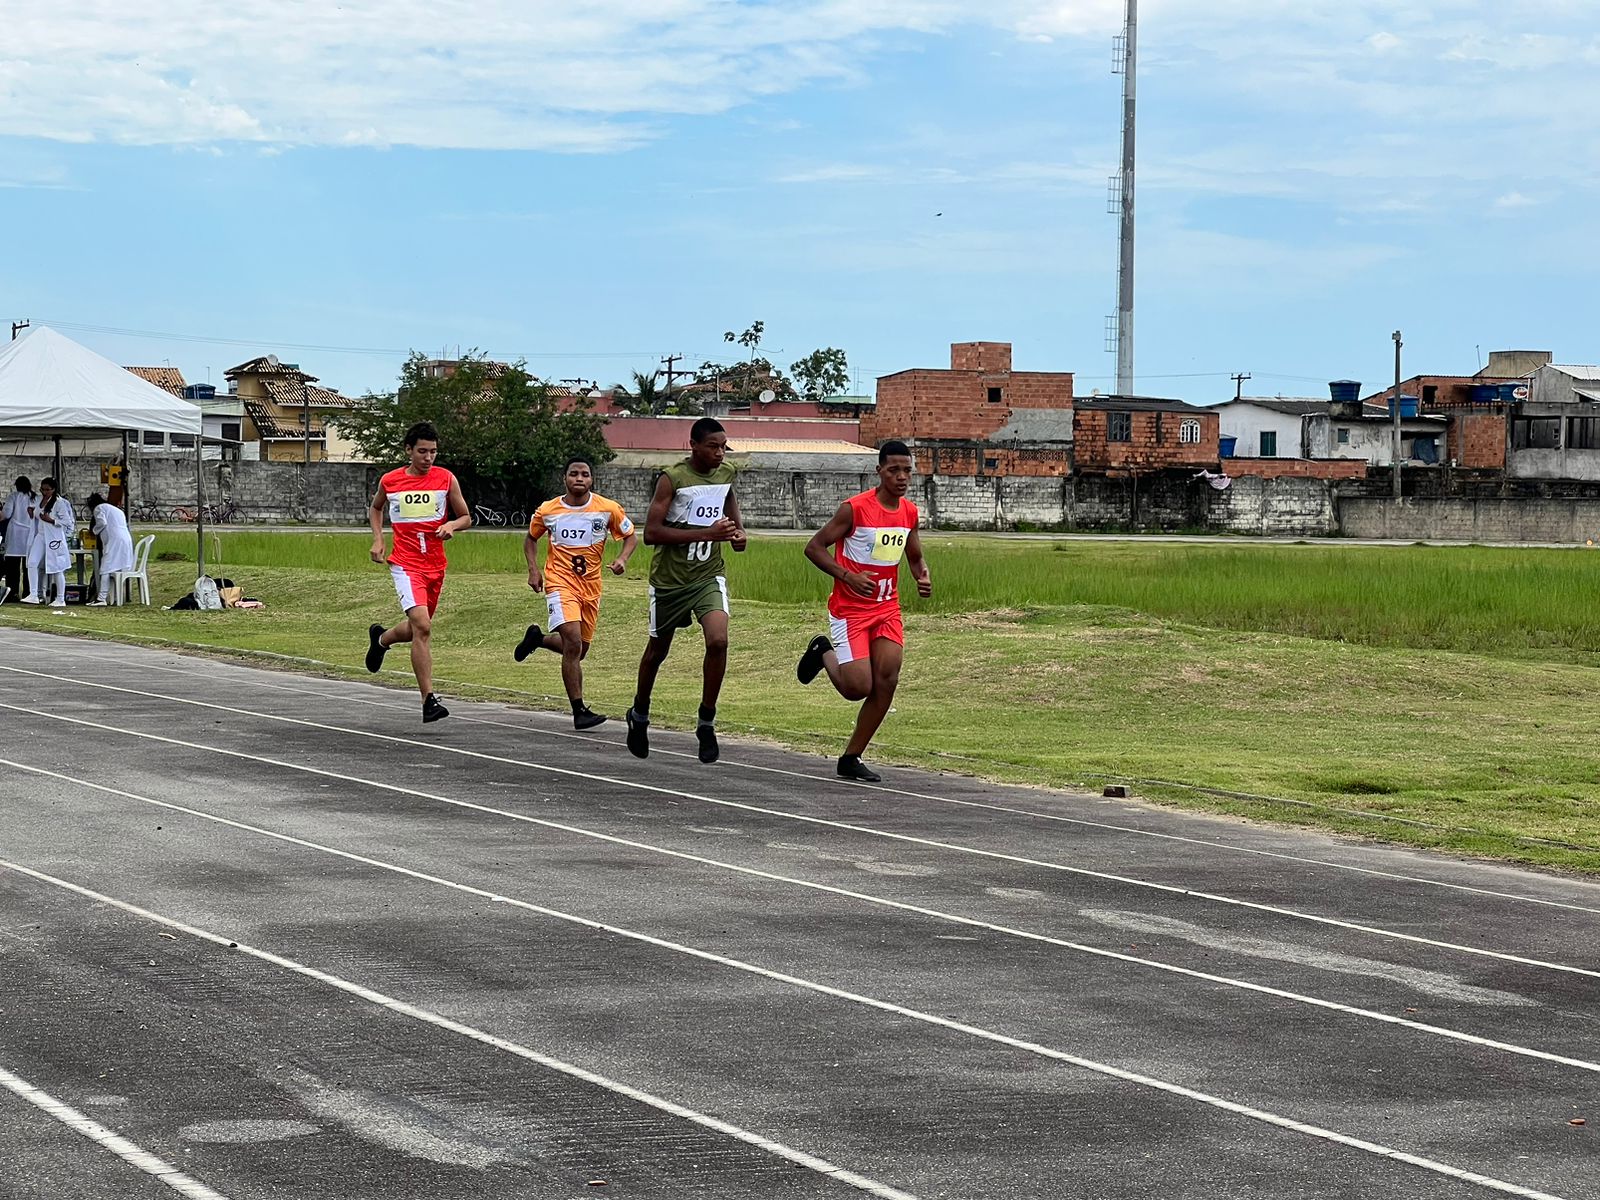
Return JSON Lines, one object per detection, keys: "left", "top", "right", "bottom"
{"left": 1339, "top": 497, "right": 1600, "bottom": 543}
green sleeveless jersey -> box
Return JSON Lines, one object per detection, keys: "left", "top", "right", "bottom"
{"left": 649, "top": 459, "right": 737, "bottom": 589}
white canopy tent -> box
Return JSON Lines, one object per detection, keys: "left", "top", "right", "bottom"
{"left": 0, "top": 325, "right": 210, "bottom": 581}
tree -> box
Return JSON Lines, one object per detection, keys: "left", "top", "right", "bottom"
{"left": 696, "top": 356, "right": 795, "bottom": 407}
{"left": 613, "top": 368, "right": 703, "bottom": 417}
{"left": 724, "top": 320, "right": 765, "bottom": 364}
{"left": 790, "top": 347, "right": 850, "bottom": 402}
{"left": 332, "top": 351, "right": 612, "bottom": 509}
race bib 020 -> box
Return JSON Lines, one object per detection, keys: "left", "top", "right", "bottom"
{"left": 394, "top": 490, "right": 443, "bottom": 519}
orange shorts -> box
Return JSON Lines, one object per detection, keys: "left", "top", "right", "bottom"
{"left": 546, "top": 587, "right": 600, "bottom": 643}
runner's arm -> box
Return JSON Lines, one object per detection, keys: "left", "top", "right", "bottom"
{"left": 523, "top": 527, "right": 545, "bottom": 591}
{"left": 437, "top": 475, "right": 472, "bottom": 540}
{"left": 805, "top": 503, "right": 874, "bottom": 597}
{"left": 724, "top": 487, "right": 747, "bottom": 552}
{"left": 368, "top": 486, "right": 387, "bottom": 563}
{"left": 906, "top": 525, "right": 932, "bottom": 597}
{"left": 611, "top": 530, "right": 638, "bottom": 575}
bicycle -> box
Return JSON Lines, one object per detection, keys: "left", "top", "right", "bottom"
{"left": 473, "top": 504, "right": 508, "bottom": 528}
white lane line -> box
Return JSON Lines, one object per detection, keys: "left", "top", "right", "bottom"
{"left": 0, "top": 1064, "right": 231, "bottom": 1200}
{"left": 0, "top": 893, "right": 918, "bottom": 1198}
{"left": 0, "top": 860, "right": 1573, "bottom": 1200}
{"left": 4, "top": 750, "right": 1595, "bottom": 1076}
{"left": 11, "top": 749, "right": 1599, "bottom": 1069}
{"left": 24, "top": 635, "right": 1600, "bottom": 918}
{"left": 1, "top": 667, "right": 1594, "bottom": 983}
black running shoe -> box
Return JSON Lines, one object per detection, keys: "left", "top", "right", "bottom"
{"left": 573, "top": 707, "right": 608, "bottom": 731}
{"left": 625, "top": 708, "right": 650, "bottom": 758}
{"left": 696, "top": 722, "right": 720, "bottom": 764}
{"left": 796, "top": 634, "right": 831, "bottom": 685}
{"left": 365, "top": 623, "right": 388, "bottom": 673}
{"left": 513, "top": 624, "right": 543, "bottom": 663}
{"left": 837, "top": 755, "right": 881, "bottom": 783}
{"left": 422, "top": 694, "right": 450, "bottom": 723}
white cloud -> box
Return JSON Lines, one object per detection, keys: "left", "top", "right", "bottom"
{"left": 1493, "top": 191, "right": 1539, "bottom": 210}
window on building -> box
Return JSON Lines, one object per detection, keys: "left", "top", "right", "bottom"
{"left": 1337, "top": 427, "right": 1350, "bottom": 445}
{"left": 141, "top": 430, "right": 165, "bottom": 446}
{"left": 984, "top": 456, "right": 999, "bottom": 471}
{"left": 1179, "top": 418, "right": 1201, "bottom": 444}
{"left": 1569, "top": 417, "right": 1600, "bottom": 450}
{"left": 221, "top": 422, "right": 242, "bottom": 442}
{"left": 1512, "top": 417, "right": 1561, "bottom": 450}
{"left": 1422, "top": 384, "right": 1438, "bottom": 406}
{"left": 169, "top": 433, "right": 196, "bottom": 449}
{"left": 986, "top": 386, "right": 1003, "bottom": 404}
{"left": 1107, "top": 411, "right": 1132, "bottom": 442}
{"left": 1259, "top": 431, "right": 1278, "bottom": 457}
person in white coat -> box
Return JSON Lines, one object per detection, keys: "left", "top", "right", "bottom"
{"left": 22, "top": 477, "right": 75, "bottom": 607}
{"left": 85, "top": 493, "right": 134, "bottom": 606}
{"left": 1, "top": 476, "right": 37, "bottom": 601}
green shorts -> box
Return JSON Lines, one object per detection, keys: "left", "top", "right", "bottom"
{"left": 648, "top": 576, "right": 728, "bottom": 638}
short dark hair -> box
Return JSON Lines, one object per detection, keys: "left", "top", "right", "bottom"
{"left": 565, "top": 458, "right": 592, "bottom": 474}
{"left": 403, "top": 421, "right": 439, "bottom": 448}
{"left": 690, "top": 417, "right": 725, "bottom": 444}
{"left": 86, "top": 492, "right": 107, "bottom": 508}
{"left": 878, "top": 439, "right": 912, "bottom": 465}
{"left": 14, "top": 476, "right": 31, "bottom": 493}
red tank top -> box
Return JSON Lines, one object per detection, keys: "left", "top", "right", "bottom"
{"left": 828, "top": 489, "right": 918, "bottom": 617}
{"left": 382, "top": 465, "right": 455, "bottom": 572}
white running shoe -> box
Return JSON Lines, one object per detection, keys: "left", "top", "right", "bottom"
{"left": 19, "top": 596, "right": 42, "bottom": 605}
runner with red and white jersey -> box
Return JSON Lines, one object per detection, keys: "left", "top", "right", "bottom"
{"left": 364, "top": 421, "right": 472, "bottom": 723}
{"left": 797, "top": 439, "right": 932, "bottom": 782}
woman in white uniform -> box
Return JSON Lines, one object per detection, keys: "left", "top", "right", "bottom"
{"left": 86, "top": 493, "right": 134, "bottom": 606}
{"left": 22, "top": 477, "right": 75, "bottom": 607}
{"left": 1, "top": 476, "right": 37, "bottom": 601}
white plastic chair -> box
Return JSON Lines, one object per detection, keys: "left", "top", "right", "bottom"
{"left": 111, "top": 535, "right": 155, "bottom": 606}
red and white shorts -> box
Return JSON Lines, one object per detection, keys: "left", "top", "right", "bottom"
{"left": 391, "top": 564, "right": 445, "bottom": 616}
{"left": 827, "top": 605, "right": 904, "bottom": 665}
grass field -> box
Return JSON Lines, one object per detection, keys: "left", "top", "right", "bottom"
{"left": 8, "top": 529, "right": 1600, "bottom": 874}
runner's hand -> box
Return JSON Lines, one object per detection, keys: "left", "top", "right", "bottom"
{"left": 915, "top": 570, "right": 932, "bottom": 598}
{"left": 369, "top": 539, "right": 386, "bottom": 564}
{"left": 437, "top": 526, "right": 455, "bottom": 542}
{"left": 528, "top": 568, "right": 544, "bottom": 592}
{"left": 730, "top": 527, "right": 747, "bottom": 552}
{"left": 843, "top": 570, "right": 875, "bottom": 598}
{"left": 609, "top": 560, "right": 627, "bottom": 576}
{"left": 707, "top": 517, "right": 738, "bottom": 542}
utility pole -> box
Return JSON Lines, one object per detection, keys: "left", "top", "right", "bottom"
{"left": 1392, "top": 330, "right": 1403, "bottom": 499}
{"left": 1112, "top": 0, "right": 1138, "bottom": 395}
{"left": 11, "top": 319, "right": 29, "bottom": 341}
{"left": 1231, "top": 372, "right": 1251, "bottom": 401}
{"left": 661, "top": 353, "right": 685, "bottom": 409}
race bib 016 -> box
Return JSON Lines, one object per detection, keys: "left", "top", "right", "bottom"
{"left": 871, "top": 529, "right": 908, "bottom": 564}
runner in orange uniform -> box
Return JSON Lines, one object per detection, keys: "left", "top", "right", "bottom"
{"left": 513, "top": 459, "right": 637, "bottom": 729}
{"left": 365, "top": 421, "right": 472, "bottom": 723}
{"left": 796, "top": 440, "right": 931, "bottom": 781}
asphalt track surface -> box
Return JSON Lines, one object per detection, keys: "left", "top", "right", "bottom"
{"left": 0, "top": 627, "right": 1596, "bottom": 1199}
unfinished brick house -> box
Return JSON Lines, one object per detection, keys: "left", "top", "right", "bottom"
{"left": 1072, "top": 398, "right": 1219, "bottom": 474}
{"left": 864, "top": 342, "right": 1074, "bottom": 476}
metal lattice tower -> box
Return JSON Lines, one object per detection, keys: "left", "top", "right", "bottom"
{"left": 1107, "top": 0, "right": 1137, "bottom": 395}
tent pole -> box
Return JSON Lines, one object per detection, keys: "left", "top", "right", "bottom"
{"left": 53, "top": 435, "right": 62, "bottom": 489}
{"left": 196, "top": 431, "right": 206, "bottom": 578}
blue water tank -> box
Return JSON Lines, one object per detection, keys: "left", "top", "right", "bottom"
{"left": 1219, "top": 436, "right": 1238, "bottom": 458}
{"left": 1329, "top": 380, "right": 1362, "bottom": 404}
{"left": 1470, "top": 384, "right": 1497, "bottom": 404}
{"left": 1387, "top": 396, "right": 1420, "bottom": 419}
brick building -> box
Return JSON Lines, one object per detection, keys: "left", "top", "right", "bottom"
{"left": 1072, "top": 399, "right": 1219, "bottom": 474}
{"left": 865, "top": 342, "right": 1072, "bottom": 445}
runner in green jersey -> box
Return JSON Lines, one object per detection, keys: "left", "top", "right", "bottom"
{"left": 626, "top": 417, "right": 746, "bottom": 763}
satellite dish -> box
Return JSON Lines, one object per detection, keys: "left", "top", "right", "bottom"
{"left": 265, "top": 354, "right": 280, "bottom": 367}
{"left": 758, "top": 389, "right": 776, "bottom": 405}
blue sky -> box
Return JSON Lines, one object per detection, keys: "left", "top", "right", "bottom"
{"left": 3, "top": 1, "right": 1596, "bottom": 401}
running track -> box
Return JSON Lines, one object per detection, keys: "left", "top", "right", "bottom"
{"left": 0, "top": 626, "right": 1595, "bottom": 1199}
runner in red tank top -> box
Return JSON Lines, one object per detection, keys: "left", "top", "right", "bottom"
{"left": 796, "top": 440, "right": 932, "bottom": 782}
{"left": 363, "top": 421, "right": 472, "bottom": 723}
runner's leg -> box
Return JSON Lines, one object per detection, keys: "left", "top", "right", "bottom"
{"left": 820, "top": 615, "right": 873, "bottom": 701}
{"left": 698, "top": 609, "right": 729, "bottom": 713}
{"left": 843, "top": 637, "right": 902, "bottom": 758}
{"left": 406, "top": 605, "right": 434, "bottom": 697}
{"left": 556, "top": 620, "right": 585, "bottom": 706}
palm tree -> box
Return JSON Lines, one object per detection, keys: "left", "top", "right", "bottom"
{"left": 621, "top": 369, "right": 661, "bottom": 416}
